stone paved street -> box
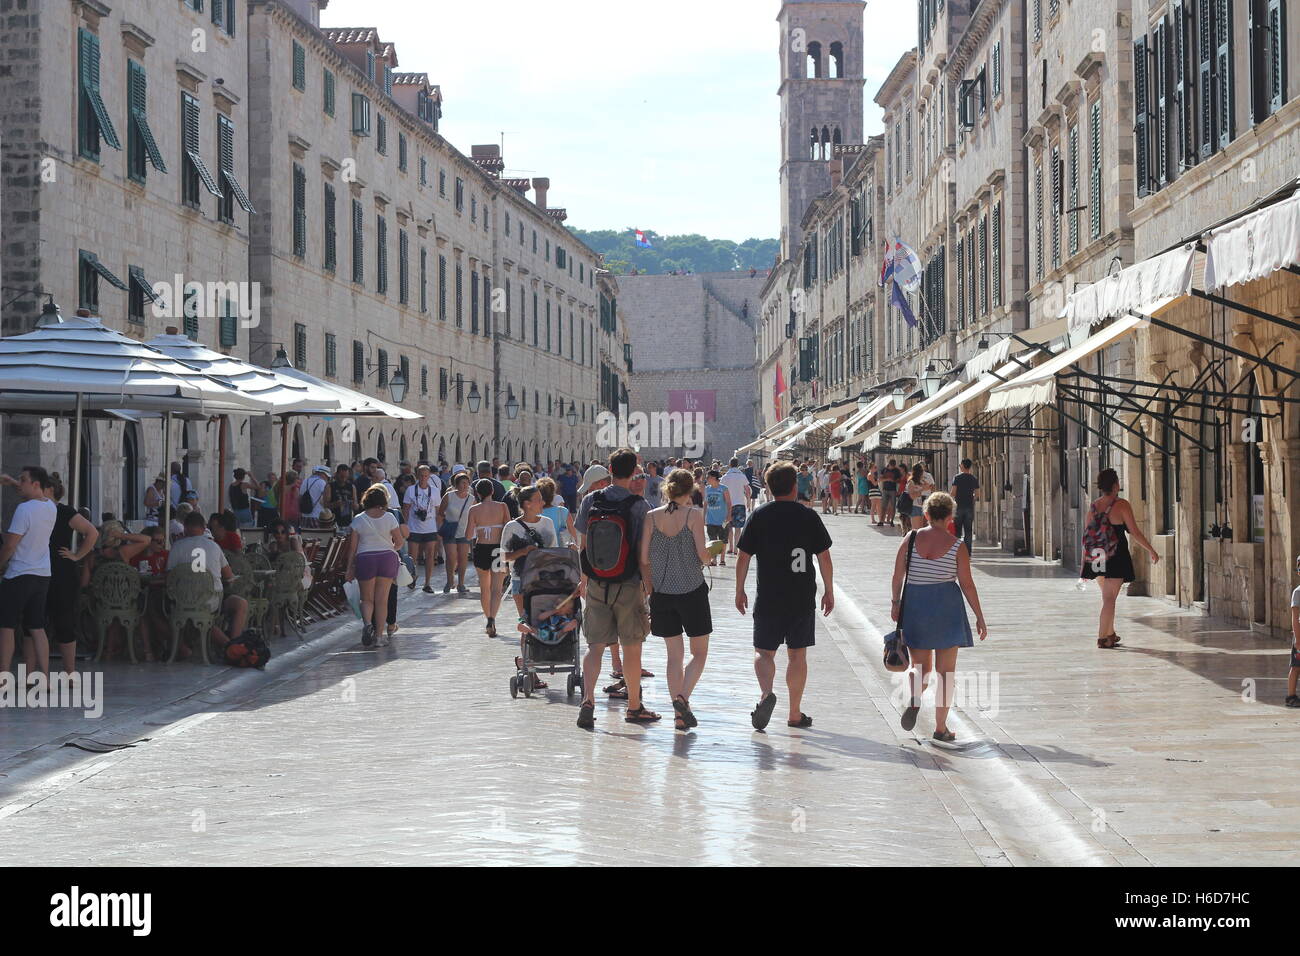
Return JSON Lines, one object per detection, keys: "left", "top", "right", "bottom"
{"left": 1, "top": 512, "right": 1297, "bottom": 866}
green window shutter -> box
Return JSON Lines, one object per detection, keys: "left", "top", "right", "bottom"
{"left": 420, "top": 247, "right": 428, "bottom": 313}
{"left": 353, "top": 340, "right": 365, "bottom": 384}
{"left": 1134, "top": 36, "right": 1150, "bottom": 195}
{"left": 219, "top": 301, "right": 237, "bottom": 348}
{"left": 182, "top": 286, "right": 199, "bottom": 340}
{"left": 325, "top": 333, "right": 337, "bottom": 377}
{"left": 1067, "top": 123, "right": 1080, "bottom": 254}
{"left": 294, "top": 323, "right": 307, "bottom": 370}
{"left": 292, "top": 41, "right": 306, "bottom": 91}
{"left": 218, "top": 115, "right": 254, "bottom": 212}
{"left": 352, "top": 200, "right": 365, "bottom": 284}
{"left": 80, "top": 30, "right": 121, "bottom": 152}
{"left": 470, "top": 269, "right": 479, "bottom": 333}
{"left": 1215, "top": 0, "right": 1234, "bottom": 149}
{"left": 399, "top": 229, "right": 410, "bottom": 305}
{"left": 1154, "top": 18, "right": 1171, "bottom": 188}
{"left": 377, "top": 215, "right": 388, "bottom": 295}
{"left": 399, "top": 133, "right": 407, "bottom": 171}
{"left": 455, "top": 264, "right": 463, "bottom": 327}
{"left": 226, "top": 0, "right": 237, "bottom": 37}
{"left": 991, "top": 203, "right": 1003, "bottom": 308}
{"left": 292, "top": 163, "right": 306, "bottom": 257}
{"left": 1089, "top": 101, "right": 1102, "bottom": 239}
{"left": 323, "top": 69, "right": 335, "bottom": 116}
{"left": 212, "top": 0, "right": 224, "bottom": 27}
{"left": 1267, "top": 0, "right": 1285, "bottom": 117}
{"left": 183, "top": 94, "right": 223, "bottom": 197}
{"left": 129, "top": 61, "right": 166, "bottom": 173}
{"left": 377, "top": 115, "right": 387, "bottom": 154}
{"left": 324, "top": 183, "right": 337, "bottom": 272}
{"left": 438, "top": 255, "right": 447, "bottom": 321}
{"left": 352, "top": 93, "right": 371, "bottom": 136}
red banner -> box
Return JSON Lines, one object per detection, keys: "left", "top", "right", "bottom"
{"left": 667, "top": 390, "right": 716, "bottom": 421}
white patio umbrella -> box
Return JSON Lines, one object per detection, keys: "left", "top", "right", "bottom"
{"left": 258, "top": 357, "right": 421, "bottom": 517}
{"left": 0, "top": 306, "right": 278, "bottom": 530}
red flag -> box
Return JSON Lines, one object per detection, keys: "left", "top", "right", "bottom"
{"left": 774, "top": 364, "right": 787, "bottom": 421}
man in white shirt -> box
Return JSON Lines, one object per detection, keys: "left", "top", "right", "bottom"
{"left": 298, "top": 465, "right": 332, "bottom": 529}
{"left": 166, "top": 512, "right": 247, "bottom": 649}
{"left": 403, "top": 464, "right": 443, "bottom": 592}
{"left": 169, "top": 461, "right": 192, "bottom": 508}
{"left": 0, "top": 465, "right": 59, "bottom": 676}
{"left": 721, "top": 457, "right": 753, "bottom": 556}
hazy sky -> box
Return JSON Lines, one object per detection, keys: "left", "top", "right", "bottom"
{"left": 345, "top": 0, "right": 914, "bottom": 242}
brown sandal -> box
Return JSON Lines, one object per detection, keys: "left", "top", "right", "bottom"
{"left": 1097, "top": 634, "right": 1121, "bottom": 649}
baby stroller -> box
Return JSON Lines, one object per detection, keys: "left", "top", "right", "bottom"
{"left": 510, "top": 548, "right": 584, "bottom": 699}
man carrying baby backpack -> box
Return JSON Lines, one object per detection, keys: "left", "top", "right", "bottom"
{"left": 574, "top": 448, "right": 652, "bottom": 729}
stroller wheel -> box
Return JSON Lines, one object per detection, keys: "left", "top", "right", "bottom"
{"left": 566, "top": 672, "right": 577, "bottom": 699}
{"left": 509, "top": 676, "right": 519, "bottom": 699}
{"left": 522, "top": 675, "right": 533, "bottom": 698}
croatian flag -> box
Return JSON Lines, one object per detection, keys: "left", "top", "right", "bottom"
{"left": 890, "top": 277, "right": 917, "bottom": 328}
{"left": 635, "top": 230, "right": 652, "bottom": 249}
{"left": 878, "top": 239, "right": 895, "bottom": 288}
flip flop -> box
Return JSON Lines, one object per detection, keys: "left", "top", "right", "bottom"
{"left": 787, "top": 713, "right": 813, "bottom": 728}
{"left": 673, "top": 695, "right": 698, "bottom": 728}
{"left": 751, "top": 692, "right": 777, "bottom": 731}
{"left": 576, "top": 702, "right": 595, "bottom": 728}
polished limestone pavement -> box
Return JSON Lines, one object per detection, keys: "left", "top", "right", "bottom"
{"left": 0, "top": 514, "right": 1293, "bottom": 865}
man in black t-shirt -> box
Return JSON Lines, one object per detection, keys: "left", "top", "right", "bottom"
{"left": 736, "top": 460, "right": 834, "bottom": 732}
{"left": 950, "top": 458, "right": 980, "bottom": 554}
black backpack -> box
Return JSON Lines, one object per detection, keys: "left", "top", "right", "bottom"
{"left": 225, "top": 630, "right": 272, "bottom": 669}
{"left": 299, "top": 476, "right": 323, "bottom": 515}
{"left": 581, "top": 491, "right": 641, "bottom": 582}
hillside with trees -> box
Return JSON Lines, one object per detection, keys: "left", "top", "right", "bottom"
{"left": 567, "top": 228, "right": 779, "bottom": 276}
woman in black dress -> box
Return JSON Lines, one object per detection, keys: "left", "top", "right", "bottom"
{"left": 41, "top": 473, "right": 98, "bottom": 673}
{"left": 1079, "top": 468, "right": 1160, "bottom": 648}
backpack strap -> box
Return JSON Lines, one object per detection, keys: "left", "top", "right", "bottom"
{"left": 898, "top": 531, "right": 917, "bottom": 633}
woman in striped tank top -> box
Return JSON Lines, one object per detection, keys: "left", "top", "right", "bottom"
{"left": 889, "top": 492, "right": 988, "bottom": 746}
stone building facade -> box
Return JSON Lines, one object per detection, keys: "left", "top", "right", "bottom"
{"left": 0, "top": 0, "right": 621, "bottom": 526}
{"left": 619, "top": 272, "right": 763, "bottom": 462}
{"left": 0, "top": 0, "right": 256, "bottom": 519}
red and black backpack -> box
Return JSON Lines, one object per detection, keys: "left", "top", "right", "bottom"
{"left": 581, "top": 491, "right": 641, "bottom": 582}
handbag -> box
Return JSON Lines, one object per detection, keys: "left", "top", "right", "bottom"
{"left": 439, "top": 494, "right": 467, "bottom": 540}
{"left": 882, "top": 531, "right": 916, "bottom": 672}
{"left": 395, "top": 561, "right": 414, "bottom": 588}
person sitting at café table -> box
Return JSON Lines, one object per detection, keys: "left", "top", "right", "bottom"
{"left": 80, "top": 521, "right": 152, "bottom": 658}
{"left": 210, "top": 511, "right": 243, "bottom": 552}
{"left": 166, "top": 511, "right": 248, "bottom": 652}
{"left": 265, "top": 518, "right": 304, "bottom": 556}
{"left": 128, "top": 526, "right": 171, "bottom": 661}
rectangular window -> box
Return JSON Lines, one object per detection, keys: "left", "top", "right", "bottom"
{"left": 1215, "top": 0, "right": 1234, "bottom": 150}
{"left": 1154, "top": 18, "right": 1172, "bottom": 188}
{"left": 1089, "top": 101, "right": 1103, "bottom": 239}
{"left": 438, "top": 255, "right": 447, "bottom": 321}
{"left": 454, "top": 177, "right": 464, "bottom": 211}
{"left": 376, "top": 215, "right": 388, "bottom": 295}
{"left": 324, "top": 333, "right": 337, "bottom": 377}
{"left": 182, "top": 93, "right": 222, "bottom": 206}
{"left": 218, "top": 115, "right": 253, "bottom": 219}
{"left": 420, "top": 247, "right": 428, "bottom": 313}
{"left": 978, "top": 215, "right": 989, "bottom": 317}
{"left": 324, "top": 183, "right": 337, "bottom": 272}
{"left": 294, "top": 322, "right": 307, "bottom": 370}
{"left": 532, "top": 293, "right": 539, "bottom": 345}
{"left": 1050, "top": 144, "right": 1061, "bottom": 269}
{"left": 1135, "top": 36, "right": 1151, "bottom": 196}
{"left": 292, "top": 163, "right": 307, "bottom": 257}
{"left": 1249, "top": 0, "right": 1287, "bottom": 122}
{"left": 1067, "top": 122, "right": 1080, "bottom": 255}
{"left": 292, "top": 40, "right": 306, "bottom": 92}
{"left": 352, "top": 93, "right": 372, "bottom": 136}
{"left": 399, "top": 230, "right": 410, "bottom": 305}
{"left": 483, "top": 276, "right": 492, "bottom": 337}
{"left": 439, "top": 169, "right": 446, "bottom": 197}
{"left": 439, "top": 367, "right": 448, "bottom": 401}
{"left": 353, "top": 340, "right": 365, "bottom": 385}
{"left": 420, "top": 157, "right": 428, "bottom": 186}
{"left": 182, "top": 286, "right": 199, "bottom": 341}
{"left": 421, "top": 365, "right": 428, "bottom": 396}
{"left": 127, "top": 60, "right": 165, "bottom": 181}
{"left": 78, "top": 30, "right": 120, "bottom": 162}
{"left": 219, "top": 299, "right": 238, "bottom": 348}
{"left": 324, "top": 68, "right": 335, "bottom": 116}
{"left": 127, "top": 265, "right": 156, "bottom": 324}
{"left": 398, "top": 133, "right": 408, "bottom": 172}
{"left": 377, "top": 115, "right": 387, "bottom": 155}
{"left": 991, "top": 200, "right": 1003, "bottom": 308}
{"left": 377, "top": 349, "right": 388, "bottom": 388}
{"left": 992, "top": 40, "right": 1003, "bottom": 97}
{"left": 352, "top": 199, "right": 365, "bottom": 285}
{"left": 470, "top": 269, "right": 480, "bottom": 333}
{"left": 455, "top": 264, "right": 463, "bottom": 327}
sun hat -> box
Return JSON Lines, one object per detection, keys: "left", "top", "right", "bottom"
{"left": 578, "top": 464, "right": 610, "bottom": 494}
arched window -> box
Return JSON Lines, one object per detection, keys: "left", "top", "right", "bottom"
{"left": 400, "top": 434, "right": 409, "bottom": 464}
{"left": 455, "top": 437, "right": 462, "bottom": 462}
{"left": 377, "top": 433, "right": 387, "bottom": 464}
{"left": 323, "top": 428, "right": 336, "bottom": 467}
{"left": 829, "top": 41, "right": 844, "bottom": 78}
{"left": 122, "top": 424, "right": 140, "bottom": 521}
{"left": 419, "top": 434, "right": 429, "bottom": 464}
{"left": 809, "top": 128, "right": 820, "bottom": 160}
{"left": 470, "top": 440, "right": 477, "bottom": 464}
{"left": 438, "top": 437, "right": 447, "bottom": 463}
{"left": 833, "top": 127, "right": 842, "bottom": 153}
{"left": 821, "top": 126, "right": 831, "bottom": 160}
{"left": 290, "top": 424, "right": 303, "bottom": 464}
{"left": 806, "top": 41, "right": 822, "bottom": 79}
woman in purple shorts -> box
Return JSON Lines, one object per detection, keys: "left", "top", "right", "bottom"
{"left": 345, "top": 485, "right": 405, "bottom": 648}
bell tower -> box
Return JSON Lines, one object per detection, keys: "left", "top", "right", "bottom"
{"left": 777, "top": 0, "right": 866, "bottom": 259}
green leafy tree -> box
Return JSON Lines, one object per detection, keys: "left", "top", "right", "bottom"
{"left": 566, "top": 227, "right": 779, "bottom": 276}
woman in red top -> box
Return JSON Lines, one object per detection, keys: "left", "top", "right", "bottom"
{"left": 130, "top": 526, "right": 172, "bottom": 660}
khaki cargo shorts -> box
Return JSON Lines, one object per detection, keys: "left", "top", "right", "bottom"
{"left": 583, "top": 577, "right": 649, "bottom": 646}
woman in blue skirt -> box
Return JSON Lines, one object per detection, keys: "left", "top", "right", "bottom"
{"left": 889, "top": 492, "right": 987, "bottom": 745}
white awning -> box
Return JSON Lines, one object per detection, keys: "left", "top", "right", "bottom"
{"left": 833, "top": 393, "right": 896, "bottom": 442}
{"left": 1063, "top": 244, "right": 1196, "bottom": 334}
{"left": 813, "top": 398, "right": 858, "bottom": 421}
{"left": 893, "top": 359, "right": 1028, "bottom": 445}
{"left": 765, "top": 416, "right": 811, "bottom": 448}
{"left": 985, "top": 314, "right": 1145, "bottom": 411}
{"left": 882, "top": 379, "right": 971, "bottom": 448}
{"left": 735, "top": 427, "right": 779, "bottom": 455}
{"left": 1204, "top": 191, "right": 1300, "bottom": 291}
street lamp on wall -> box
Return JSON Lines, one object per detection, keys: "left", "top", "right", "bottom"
{"left": 505, "top": 387, "right": 520, "bottom": 420}
{"left": 467, "top": 382, "right": 482, "bottom": 414}
{"left": 920, "top": 362, "right": 942, "bottom": 400}
{"left": 891, "top": 385, "right": 907, "bottom": 411}
{"left": 857, "top": 389, "right": 875, "bottom": 409}
{"left": 566, "top": 402, "right": 578, "bottom": 427}
{"left": 270, "top": 346, "right": 292, "bottom": 369}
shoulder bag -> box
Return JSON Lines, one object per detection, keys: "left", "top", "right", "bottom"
{"left": 882, "top": 531, "right": 916, "bottom": 672}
